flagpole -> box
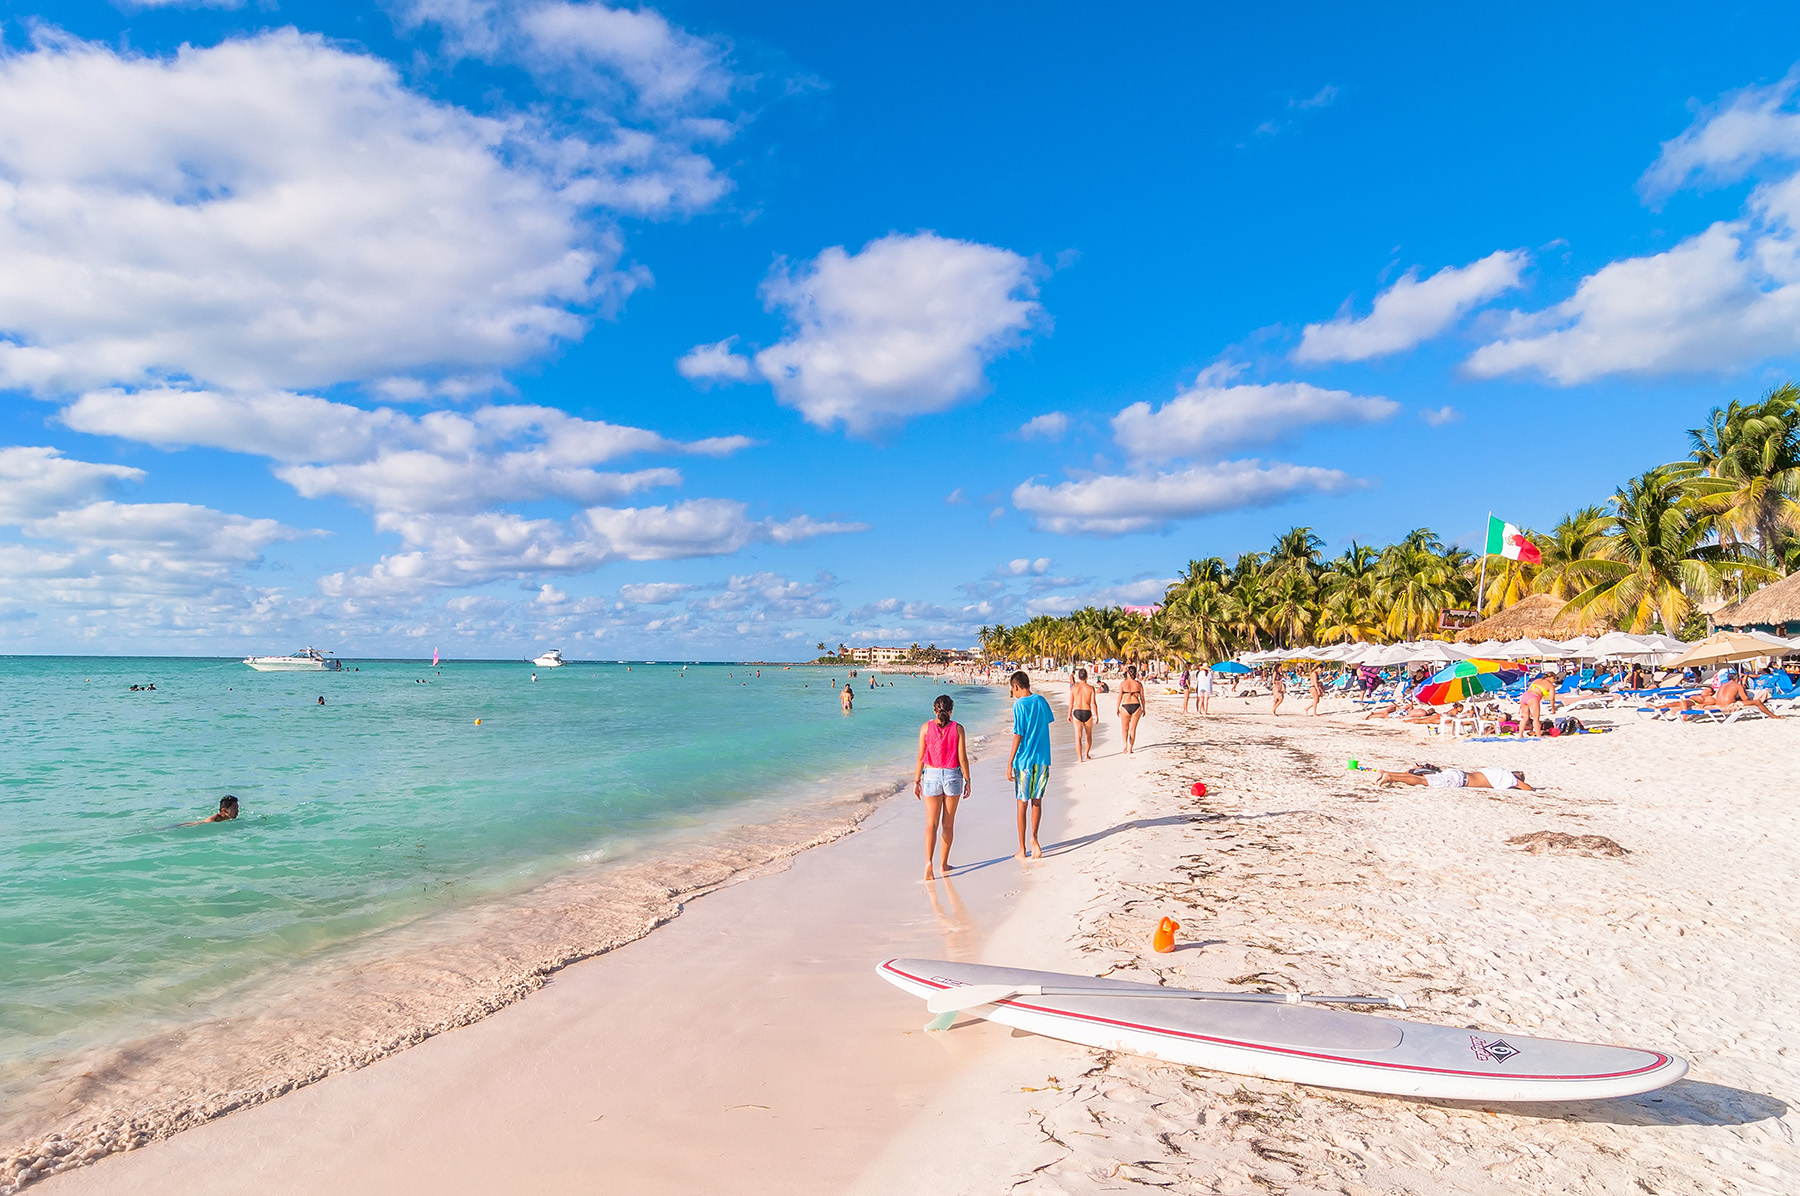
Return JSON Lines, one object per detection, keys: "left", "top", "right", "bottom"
{"left": 1478, "top": 510, "right": 1491, "bottom": 616}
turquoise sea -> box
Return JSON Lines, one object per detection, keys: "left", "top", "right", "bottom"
{"left": 0, "top": 655, "right": 993, "bottom": 1138}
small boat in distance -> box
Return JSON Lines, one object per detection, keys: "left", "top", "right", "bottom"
{"left": 532, "top": 649, "right": 565, "bottom": 668}
{"left": 244, "top": 647, "right": 343, "bottom": 672}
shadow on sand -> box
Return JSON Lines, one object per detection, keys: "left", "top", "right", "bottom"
{"left": 1427, "top": 1078, "right": 1787, "bottom": 1126}
{"left": 944, "top": 815, "right": 1198, "bottom": 877}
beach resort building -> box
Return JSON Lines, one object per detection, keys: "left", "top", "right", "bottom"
{"left": 850, "top": 645, "right": 909, "bottom": 665}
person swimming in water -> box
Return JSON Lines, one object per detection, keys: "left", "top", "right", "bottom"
{"left": 316, "top": 695, "right": 326, "bottom": 705}
{"left": 841, "top": 683, "right": 855, "bottom": 712}
{"left": 180, "top": 795, "right": 239, "bottom": 826}
{"left": 1067, "top": 667, "right": 1096, "bottom": 761}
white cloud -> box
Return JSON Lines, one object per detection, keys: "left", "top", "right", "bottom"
{"left": 1111, "top": 378, "right": 1396, "bottom": 462}
{"left": 0, "top": 27, "right": 737, "bottom": 398}
{"left": 1468, "top": 73, "right": 1800, "bottom": 384}
{"left": 517, "top": 2, "right": 731, "bottom": 111}
{"left": 1419, "top": 405, "right": 1460, "bottom": 427}
{"left": 617, "top": 581, "right": 693, "bottom": 603}
{"left": 1086, "top": 577, "right": 1179, "bottom": 606}
{"left": 320, "top": 500, "right": 863, "bottom": 597}
{"left": 64, "top": 389, "right": 751, "bottom": 514}
{"left": 693, "top": 571, "right": 838, "bottom": 620}
{"left": 750, "top": 232, "right": 1043, "bottom": 434}
{"left": 0, "top": 444, "right": 316, "bottom": 639}
{"left": 282, "top": 457, "right": 681, "bottom": 514}
{"left": 676, "top": 337, "right": 756, "bottom": 383}
{"left": 1463, "top": 222, "right": 1800, "bottom": 383}
{"left": 1641, "top": 71, "right": 1800, "bottom": 195}
{"left": 1012, "top": 461, "right": 1357, "bottom": 536}
{"left": 0, "top": 445, "right": 143, "bottom": 521}
{"left": 1294, "top": 250, "right": 1526, "bottom": 363}
{"left": 1002, "top": 557, "right": 1053, "bottom": 576}
{"left": 1018, "top": 411, "right": 1069, "bottom": 439}
{"left": 24, "top": 501, "right": 303, "bottom": 563}
{"left": 1254, "top": 84, "right": 1340, "bottom": 137}
{"left": 401, "top": 1, "right": 734, "bottom": 113}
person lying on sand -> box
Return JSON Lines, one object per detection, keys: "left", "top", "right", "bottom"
{"left": 1373, "top": 768, "right": 1534, "bottom": 791}
{"left": 1364, "top": 701, "right": 1424, "bottom": 720}
{"left": 179, "top": 795, "right": 239, "bottom": 826}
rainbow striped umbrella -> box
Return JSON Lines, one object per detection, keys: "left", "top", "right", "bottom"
{"left": 1415, "top": 659, "right": 1518, "bottom": 705}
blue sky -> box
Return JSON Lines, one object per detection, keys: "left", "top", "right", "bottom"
{"left": 5, "top": 1, "right": 1800, "bottom": 658}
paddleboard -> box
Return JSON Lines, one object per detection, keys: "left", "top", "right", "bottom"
{"left": 877, "top": 958, "right": 1686, "bottom": 1102}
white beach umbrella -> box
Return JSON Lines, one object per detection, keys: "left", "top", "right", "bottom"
{"left": 1365, "top": 642, "right": 1421, "bottom": 666}
{"left": 1406, "top": 640, "right": 1474, "bottom": 663}
{"left": 1485, "top": 638, "right": 1556, "bottom": 661}
{"left": 1582, "top": 631, "right": 1654, "bottom": 659}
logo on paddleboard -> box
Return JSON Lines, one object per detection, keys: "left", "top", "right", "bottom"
{"left": 1469, "top": 1035, "right": 1521, "bottom": 1064}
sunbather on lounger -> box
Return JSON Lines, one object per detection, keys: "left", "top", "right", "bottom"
{"left": 1714, "top": 677, "right": 1780, "bottom": 718}
{"left": 1374, "top": 767, "right": 1534, "bottom": 791}
{"left": 1652, "top": 685, "right": 1718, "bottom": 713}
{"left": 1402, "top": 702, "right": 1464, "bottom": 726}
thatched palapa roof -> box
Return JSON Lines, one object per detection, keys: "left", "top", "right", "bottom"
{"left": 1453, "top": 592, "right": 1602, "bottom": 642}
{"left": 1713, "top": 570, "right": 1800, "bottom": 631}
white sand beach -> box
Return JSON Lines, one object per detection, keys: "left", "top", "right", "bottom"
{"left": 26, "top": 689, "right": 1800, "bottom": 1196}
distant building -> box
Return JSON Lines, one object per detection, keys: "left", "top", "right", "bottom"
{"left": 850, "top": 645, "right": 909, "bottom": 665}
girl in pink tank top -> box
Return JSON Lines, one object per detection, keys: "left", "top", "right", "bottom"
{"left": 913, "top": 694, "right": 972, "bottom": 880}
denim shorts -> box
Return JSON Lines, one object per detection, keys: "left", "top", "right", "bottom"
{"left": 921, "top": 767, "right": 964, "bottom": 797}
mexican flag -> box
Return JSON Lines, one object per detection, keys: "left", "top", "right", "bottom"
{"left": 1485, "top": 515, "right": 1542, "bottom": 564}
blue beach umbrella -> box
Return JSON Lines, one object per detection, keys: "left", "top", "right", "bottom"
{"left": 1210, "top": 661, "right": 1252, "bottom": 674}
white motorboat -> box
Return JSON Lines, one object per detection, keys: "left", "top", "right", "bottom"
{"left": 532, "top": 649, "right": 566, "bottom": 668}
{"left": 244, "top": 647, "right": 343, "bottom": 672}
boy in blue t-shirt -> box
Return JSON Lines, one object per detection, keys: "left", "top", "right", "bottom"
{"left": 1008, "top": 670, "right": 1053, "bottom": 858}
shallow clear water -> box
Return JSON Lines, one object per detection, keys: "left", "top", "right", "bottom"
{"left": 0, "top": 656, "right": 990, "bottom": 1070}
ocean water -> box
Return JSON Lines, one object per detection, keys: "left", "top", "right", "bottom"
{"left": 0, "top": 655, "right": 993, "bottom": 1143}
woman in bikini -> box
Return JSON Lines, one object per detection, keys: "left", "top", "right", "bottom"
{"left": 1270, "top": 668, "right": 1286, "bottom": 715}
{"left": 1305, "top": 666, "right": 1325, "bottom": 716}
{"left": 913, "top": 694, "right": 972, "bottom": 879}
{"left": 1116, "top": 665, "right": 1146, "bottom": 754}
{"left": 1519, "top": 668, "right": 1557, "bottom": 736}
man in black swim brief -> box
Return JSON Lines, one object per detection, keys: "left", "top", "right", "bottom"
{"left": 1067, "top": 667, "right": 1096, "bottom": 762}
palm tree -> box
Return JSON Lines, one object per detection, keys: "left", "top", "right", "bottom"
{"left": 1376, "top": 533, "right": 1469, "bottom": 639}
{"left": 1566, "top": 466, "right": 1770, "bottom": 633}
{"left": 1267, "top": 526, "right": 1325, "bottom": 583}
{"left": 1318, "top": 543, "right": 1382, "bottom": 642}
{"left": 1533, "top": 506, "right": 1610, "bottom": 599}
{"left": 1164, "top": 570, "right": 1236, "bottom": 663}
{"left": 1685, "top": 383, "right": 1800, "bottom": 567}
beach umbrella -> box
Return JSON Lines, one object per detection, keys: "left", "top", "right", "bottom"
{"left": 1415, "top": 659, "right": 1518, "bottom": 706}
{"left": 1211, "top": 661, "right": 1252, "bottom": 674}
{"left": 1488, "top": 637, "right": 1570, "bottom": 661}
{"left": 1662, "top": 630, "right": 1794, "bottom": 669}
{"left": 1581, "top": 631, "right": 1655, "bottom": 659}
{"left": 1406, "top": 640, "right": 1475, "bottom": 663}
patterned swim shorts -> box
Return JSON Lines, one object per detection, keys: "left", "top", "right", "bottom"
{"left": 1014, "top": 762, "right": 1050, "bottom": 803}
